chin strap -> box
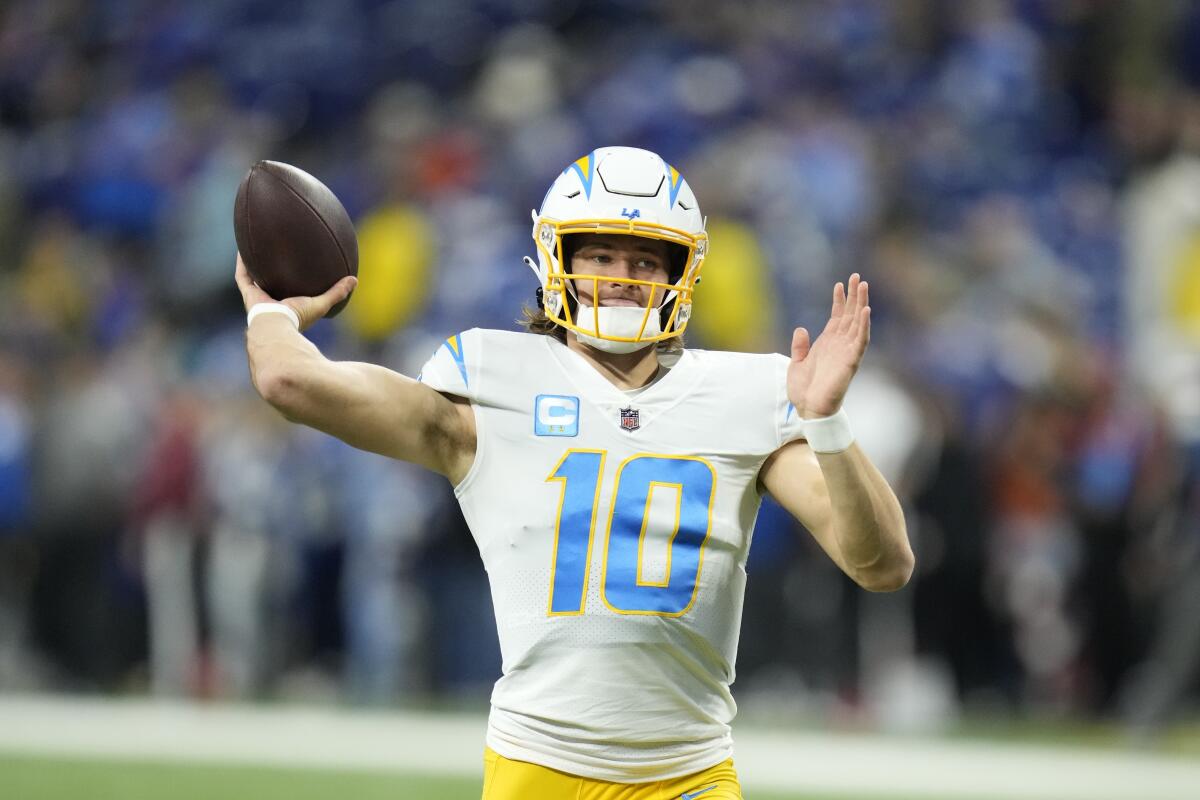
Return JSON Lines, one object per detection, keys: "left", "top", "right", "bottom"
{"left": 574, "top": 305, "right": 663, "bottom": 354}
{"left": 576, "top": 333, "right": 656, "bottom": 354}
{"left": 525, "top": 256, "right": 545, "bottom": 309}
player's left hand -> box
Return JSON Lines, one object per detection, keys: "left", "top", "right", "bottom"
{"left": 787, "top": 273, "right": 870, "bottom": 419}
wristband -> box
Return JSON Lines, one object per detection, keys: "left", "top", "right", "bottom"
{"left": 247, "top": 303, "right": 300, "bottom": 331}
{"left": 803, "top": 407, "right": 854, "bottom": 454}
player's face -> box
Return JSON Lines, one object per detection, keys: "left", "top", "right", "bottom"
{"left": 569, "top": 234, "right": 671, "bottom": 308}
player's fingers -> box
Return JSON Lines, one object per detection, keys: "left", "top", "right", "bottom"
{"left": 234, "top": 253, "right": 275, "bottom": 310}
{"left": 280, "top": 277, "right": 350, "bottom": 329}
{"left": 790, "top": 326, "right": 811, "bottom": 363}
{"left": 841, "top": 274, "right": 861, "bottom": 331}
{"left": 234, "top": 252, "right": 251, "bottom": 289}
{"left": 848, "top": 280, "right": 868, "bottom": 335}
{"left": 855, "top": 306, "right": 871, "bottom": 355}
{"left": 315, "top": 276, "right": 356, "bottom": 310}
{"left": 316, "top": 276, "right": 359, "bottom": 318}
{"left": 831, "top": 281, "right": 845, "bottom": 321}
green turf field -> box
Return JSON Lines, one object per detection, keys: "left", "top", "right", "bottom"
{"left": 4, "top": 695, "right": 1197, "bottom": 800}
{"left": 0, "top": 753, "right": 919, "bottom": 800}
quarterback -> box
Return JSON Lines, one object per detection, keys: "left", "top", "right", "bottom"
{"left": 237, "top": 147, "right": 912, "bottom": 799}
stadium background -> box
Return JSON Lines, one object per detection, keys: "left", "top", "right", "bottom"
{"left": 0, "top": 0, "right": 1198, "bottom": 797}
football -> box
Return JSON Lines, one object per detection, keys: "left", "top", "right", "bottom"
{"left": 233, "top": 160, "right": 358, "bottom": 317}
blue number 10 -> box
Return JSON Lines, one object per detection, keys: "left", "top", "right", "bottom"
{"left": 547, "top": 451, "right": 716, "bottom": 617}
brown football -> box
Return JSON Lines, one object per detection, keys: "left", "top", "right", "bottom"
{"left": 233, "top": 160, "right": 358, "bottom": 317}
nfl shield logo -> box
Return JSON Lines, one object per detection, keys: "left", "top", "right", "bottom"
{"left": 619, "top": 406, "right": 640, "bottom": 432}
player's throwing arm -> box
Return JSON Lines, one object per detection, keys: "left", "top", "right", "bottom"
{"left": 232, "top": 161, "right": 475, "bottom": 483}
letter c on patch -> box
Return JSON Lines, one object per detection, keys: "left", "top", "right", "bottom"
{"left": 534, "top": 395, "right": 580, "bottom": 437}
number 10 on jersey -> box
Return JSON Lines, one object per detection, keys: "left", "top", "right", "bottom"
{"left": 547, "top": 450, "right": 716, "bottom": 617}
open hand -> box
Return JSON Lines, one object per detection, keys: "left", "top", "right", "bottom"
{"left": 234, "top": 253, "right": 356, "bottom": 332}
{"left": 788, "top": 273, "right": 871, "bottom": 419}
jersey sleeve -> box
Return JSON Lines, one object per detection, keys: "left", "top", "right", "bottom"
{"left": 418, "top": 329, "right": 480, "bottom": 401}
{"left": 773, "top": 354, "right": 807, "bottom": 447}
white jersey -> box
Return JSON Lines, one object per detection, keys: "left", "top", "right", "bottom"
{"left": 419, "top": 329, "right": 805, "bottom": 782}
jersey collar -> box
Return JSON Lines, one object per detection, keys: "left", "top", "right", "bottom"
{"left": 542, "top": 337, "right": 708, "bottom": 434}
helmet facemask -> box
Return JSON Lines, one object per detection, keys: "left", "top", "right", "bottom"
{"left": 541, "top": 228, "right": 701, "bottom": 353}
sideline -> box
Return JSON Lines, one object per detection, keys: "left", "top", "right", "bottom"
{"left": 0, "top": 695, "right": 1197, "bottom": 799}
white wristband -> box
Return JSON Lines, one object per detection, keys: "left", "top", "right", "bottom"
{"left": 803, "top": 407, "right": 854, "bottom": 453}
{"left": 247, "top": 303, "right": 300, "bottom": 331}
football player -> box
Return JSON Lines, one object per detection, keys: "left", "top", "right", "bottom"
{"left": 237, "top": 146, "right": 913, "bottom": 800}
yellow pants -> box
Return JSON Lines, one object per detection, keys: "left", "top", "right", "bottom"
{"left": 481, "top": 747, "right": 743, "bottom": 800}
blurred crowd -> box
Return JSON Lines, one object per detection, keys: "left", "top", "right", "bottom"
{"left": 1, "top": 0, "right": 1198, "bottom": 736}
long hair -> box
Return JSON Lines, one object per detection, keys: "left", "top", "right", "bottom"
{"left": 518, "top": 303, "right": 568, "bottom": 342}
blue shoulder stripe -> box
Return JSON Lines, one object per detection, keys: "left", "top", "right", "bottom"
{"left": 442, "top": 334, "right": 469, "bottom": 387}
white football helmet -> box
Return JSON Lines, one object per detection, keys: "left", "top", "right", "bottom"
{"left": 527, "top": 146, "right": 707, "bottom": 352}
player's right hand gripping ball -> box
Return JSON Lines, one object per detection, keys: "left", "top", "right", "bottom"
{"left": 233, "top": 160, "right": 359, "bottom": 317}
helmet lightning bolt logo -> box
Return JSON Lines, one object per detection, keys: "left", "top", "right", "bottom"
{"left": 666, "top": 163, "right": 685, "bottom": 208}
{"left": 569, "top": 152, "right": 596, "bottom": 199}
